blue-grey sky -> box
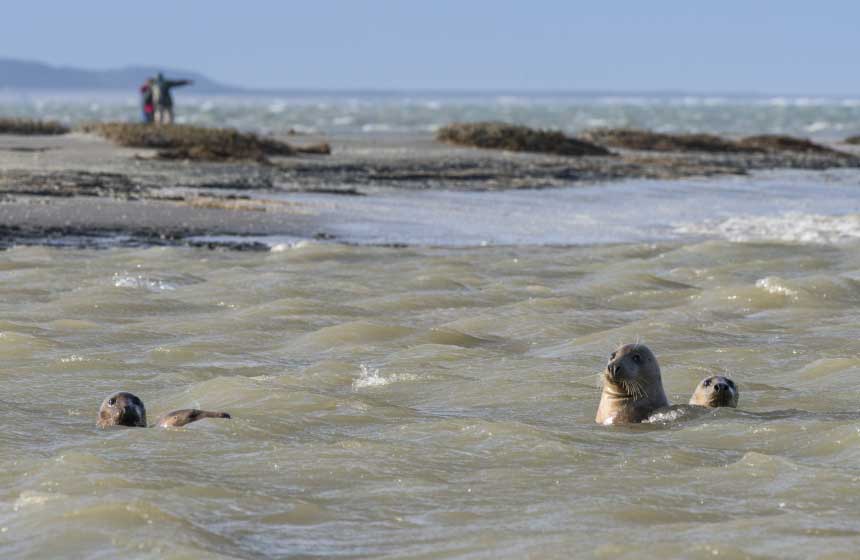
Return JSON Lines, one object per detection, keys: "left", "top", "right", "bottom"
{"left": 2, "top": 1, "right": 858, "bottom": 94}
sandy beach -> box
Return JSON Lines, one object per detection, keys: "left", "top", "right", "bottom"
{"left": 1, "top": 130, "right": 859, "bottom": 249}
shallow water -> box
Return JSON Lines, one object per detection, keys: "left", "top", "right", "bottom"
{"left": 268, "top": 170, "right": 860, "bottom": 247}
{"left": 2, "top": 230, "right": 860, "bottom": 557}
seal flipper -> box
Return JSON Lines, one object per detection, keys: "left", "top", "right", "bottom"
{"left": 155, "top": 409, "right": 231, "bottom": 428}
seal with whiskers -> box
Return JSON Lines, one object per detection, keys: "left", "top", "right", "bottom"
{"left": 595, "top": 343, "right": 670, "bottom": 425}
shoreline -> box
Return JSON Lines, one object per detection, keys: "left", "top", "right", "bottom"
{"left": 1, "top": 131, "right": 859, "bottom": 250}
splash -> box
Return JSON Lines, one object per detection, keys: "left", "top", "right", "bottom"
{"left": 112, "top": 273, "right": 176, "bottom": 292}
{"left": 352, "top": 364, "right": 418, "bottom": 390}
{"left": 755, "top": 277, "right": 799, "bottom": 298}
{"left": 677, "top": 213, "right": 860, "bottom": 245}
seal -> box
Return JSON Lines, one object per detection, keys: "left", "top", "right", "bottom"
{"left": 595, "top": 343, "right": 669, "bottom": 425}
{"left": 97, "top": 391, "right": 231, "bottom": 428}
{"left": 689, "top": 376, "right": 739, "bottom": 408}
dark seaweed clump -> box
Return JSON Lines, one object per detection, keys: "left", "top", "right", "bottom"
{"left": 436, "top": 122, "right": 612, "bottom": 157}
{"left": 580, "top": 127, "right": 846, "bottom": 156}
{"left": 0, "top": 118, "right": 69, "bottom": 135}
{"left": 579, "top": 128, "right": 746, "bottom": 153}
{"left": 737, "top": 134, "right": 845, "bottom": 155}
{"left": 78, "top": 122, "right": 326, "bottom": 162}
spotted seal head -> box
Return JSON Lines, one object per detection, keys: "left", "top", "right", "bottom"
{"left": 595, "top": 343, "right": 670, "bottom": 425}
{"left": 689, "top": 376, "right": 739, "bottom": 408}
{"left": 97, "top": 391, "right": 231, "bottom": 428}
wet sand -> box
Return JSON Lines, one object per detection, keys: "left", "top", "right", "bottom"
{"left": 1, "top": 131, "right": 859, "bottom": 249}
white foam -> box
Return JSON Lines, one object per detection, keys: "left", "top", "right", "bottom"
{"left": 352, "top": 364, "right": 418, "bottom": 390}
{"left": 271, "top": 239, "right": 314, "bottom": 252}
{"left": 677, "top": 212, "right": 860, "bottom": 244}
{"left": 112, "top": 273, "right": 176, "bottom": 292}
{"left": 268, "top": 101, "right": 287, "bottom": 114}
{"left": 59, "top": 354, "right": 86, "bottom": 363}
{"left": 755, "top": 277, "right": 799, "bottom": 298}
{"left": 643, "top": 409, "right": 689, "bottom": 423}
{"left": 14, "top": 491, "right": 63, "bottom": 511}
{"left": 361, "top": 123, "right": 396, "bottom": 133}
{"left": 805, "top": 121, "right": 831, "bottom": 133}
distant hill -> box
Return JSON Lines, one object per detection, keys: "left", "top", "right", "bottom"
{"left": 0, "top": 58, "right": 239, "bottom": 93}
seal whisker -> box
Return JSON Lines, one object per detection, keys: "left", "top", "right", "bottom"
{"left": 629, "top": 377, "right": 644, "bottom": 400}
{"left": 622, "top": 377, "right": 645, "bottom": 401}
{"left": 635, "top": 379, "right": 647, "bottom": 400}
{"left": 622, "top": 378, "right": 634, "bottom": 399}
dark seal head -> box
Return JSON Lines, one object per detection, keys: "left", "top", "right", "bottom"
{"left": 595, "top": 343, "right": 670, "bottom": 425}
{"left": 97, "top": 392, "right": 147, "bottom": 428}
{"left": 689, "top": 376, "right": 739, "bottom": 408}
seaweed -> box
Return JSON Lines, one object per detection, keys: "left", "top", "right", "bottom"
{"left": 580, "top": 127, "right": 846, "bottom": 156}
{"left": 436, "top": 122, "right": 612, "bottom": 156}
{"left": 737, "top": 135, "right": 844, "bottom": 155}
{"left": 579, "top": 128, "right": 746, "bottom": 153}
{"left": 0, "top": 118, "right": 69, "bottom": 135}
{"left": 78, "top": 122, "right": 307, "bottom": 163}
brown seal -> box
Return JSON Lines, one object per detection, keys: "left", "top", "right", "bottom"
{"left": 689, "top": 376, "right": 739, "bottom": 408}
{"left": 97, "top": 391, "right": 231, "bottom": 428}
{"left": 595, "top": 343, "right": 670, "bottom": 425}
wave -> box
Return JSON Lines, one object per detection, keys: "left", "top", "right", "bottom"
{"left": 676, "top": 212, "right": 860, "bottom": 244}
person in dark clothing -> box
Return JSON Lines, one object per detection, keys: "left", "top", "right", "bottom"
{"left": 140, "top": 78, "right": 155, "bottom": 123}
{"left": 152, "top": 72, "right": 193, "bottom": 125}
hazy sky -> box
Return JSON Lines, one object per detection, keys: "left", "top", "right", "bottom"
{"left": 3, "top": 1, "right": 858, "bottom": 93}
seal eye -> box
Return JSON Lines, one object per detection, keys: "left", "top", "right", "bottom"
{"left": 610, "top": 352, "right": 616, "bottom": 360}
{"left": 631, "top": 354, "right": 641, "bottom": 364}
{"left": 108, "top": 397, "right": 117, "bottom": 406}
{"left": 703, "top": 379, "right": 711, "bottom": 387}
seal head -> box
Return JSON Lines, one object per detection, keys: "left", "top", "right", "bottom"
{"left": 689, "top": 375, "right": 739, "bottom": 408}
{"left": 595, "top": 343, "right": 670, "bottom": 425}
{"left": 97, "top": 392, "right": 147, "bottom": 428}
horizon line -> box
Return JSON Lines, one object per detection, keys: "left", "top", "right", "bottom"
{"left": 2, "top": 86, "right": 860, "bottom": 99}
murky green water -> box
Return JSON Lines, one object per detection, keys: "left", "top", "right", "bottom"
{"left": 2, "top": 240, "right": 860, "bottom": 558}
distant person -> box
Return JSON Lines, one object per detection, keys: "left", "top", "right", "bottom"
{"left": 151, "top": 72, "right": 193, "bottom": 125}
{"left": 139, "top": 78, "right": 155, "bottom": 123}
